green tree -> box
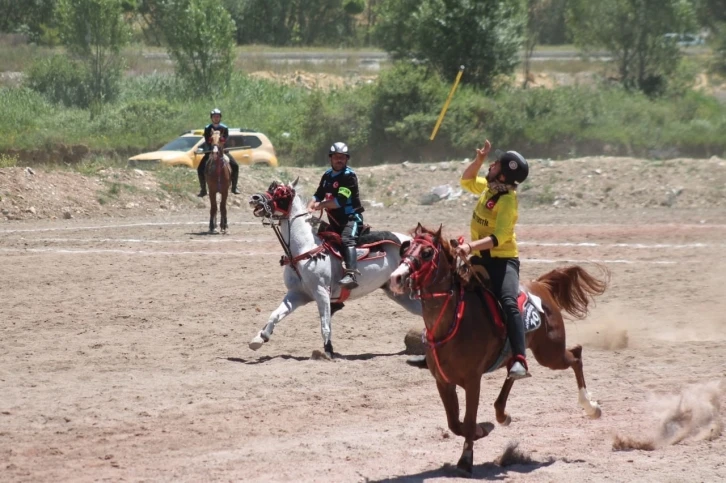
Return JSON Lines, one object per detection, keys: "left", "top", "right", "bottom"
{"left": 374, "top": 0, "right": 525, "bottom": 90}
{"left": 692, "top": 0, "right": 726, "bottom": 29}
{"left": 159, "top": 0, "right": 235, "bottom": 95}
{"left": 523, "top": 0, "right": 553, "bottom": 87}
{"left": 56, "top": 0, "right": 129, "bottom": 112}
{"left": 233, "top": 0, "right": 362, "bottom": 46}
{"left": 567, "top": 0, "right": 697, "bottom": 95}
{"left": 0, "top": 0, "right": 58, "bottom": 43}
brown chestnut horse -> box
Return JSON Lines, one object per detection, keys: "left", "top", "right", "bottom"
{"left": 205, "top": 130, "right": 231, "bottom": 233}
{"left": 389, "top": 224, "right": 608, "bottom": 476}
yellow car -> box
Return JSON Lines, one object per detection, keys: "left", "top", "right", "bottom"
{"left": 128, "top": 129, "right": 279, "bottom": 168}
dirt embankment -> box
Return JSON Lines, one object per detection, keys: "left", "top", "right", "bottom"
{"left": 1, "top": 155, "right": 725, "bottom": 222}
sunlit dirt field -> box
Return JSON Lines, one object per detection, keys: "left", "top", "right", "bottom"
{"left": 2, "top": 205, "right": 725, "bottom": 482}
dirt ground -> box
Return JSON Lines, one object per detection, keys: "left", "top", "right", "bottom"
{"left": 1, "top": 158, "right": 726, "bottom": 482}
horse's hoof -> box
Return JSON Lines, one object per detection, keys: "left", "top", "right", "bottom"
{"left": 498, "top": 414, "right": 511, "bottom": 426}
{"left": 475, "top": 422, "right": 495, "bottom": 440}
{"left": 455, "top": 457, "right": 473, "bottom": 478}
{"left": 588, "top": 405, "right": 602, "bottom": 419}
{"left": 406, "top": 355, "right": 428, "bottom": 368}
{"left": 311, "top": 349, "right": 333, "bottom": 361}
{"left": 249, "top": 333, "right": 267, "bottom": 351}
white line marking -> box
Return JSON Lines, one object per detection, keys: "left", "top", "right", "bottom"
{"left": 4, "top": 237, "right": 717, "bottom": 250}
{"left": 519, "top": 241, "right": 722, "bottom": 249}
{"left": 523, "top": 258, "right": 675, "bottom": 265}
{"left": 0, "top": 247, "right": 676, "bottom": 263}
{"left": 0, "top": 221, "right": 261, "bottom": 234}
{"left": 519, "top": 223, "right": 726, "bottom": 228}
{"left": 11, "top": 237, "right": 271, "bottom": 244}
{"left": 0, "top": 248, "right": 279, "bottom": 256}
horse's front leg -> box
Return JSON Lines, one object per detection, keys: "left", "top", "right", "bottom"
{"left": 209, "top": 191, "right": 217, "bottom": 233}
{"left": 220, "top": 187, "right": 228, "bottom": 234}
{"left": 249, "top": 291, "right": 311, "bottom": 350}
{"left": 457, "top": 378, "right": 493, "bottom": 477}
{"left": 436, "top": 379, "right": 462, "bottom": 436}
{"left": 312, "top": 284, "right": 333, "bottom": 358}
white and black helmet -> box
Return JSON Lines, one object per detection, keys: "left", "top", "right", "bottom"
{"left": 210, "top": 108, "right": 222, "bottom": 118}
{"left": 328, "top": 142, "right": 350, "bottom": 158}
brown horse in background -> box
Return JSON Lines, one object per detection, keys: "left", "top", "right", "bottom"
{"left": 389, "top": 224, "right": 609, "bottom": 476}
{"left": 205, "top": 130, "right": 231, "bottom": 234}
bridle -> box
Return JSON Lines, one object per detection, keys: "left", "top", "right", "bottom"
{"left": 250, "top": 183, "right": 319, "bottom": 279}
{"left": 400, "top": 232, "right": 467, "bottom": 384}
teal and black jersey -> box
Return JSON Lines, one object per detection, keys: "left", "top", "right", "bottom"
{"left": 313, "top": 167, "right": 364, "bottom": 227}
{"left": 203, "top": 122, "right": 229, "bottom": 148}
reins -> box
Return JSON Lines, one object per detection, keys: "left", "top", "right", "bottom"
{"left": 257, "top": 189, "right": 326, "bottom": 280}
{"left": 405, "top": 237, "right": 470, "bottom": 384}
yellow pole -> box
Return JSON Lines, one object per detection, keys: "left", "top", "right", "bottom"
{"left": 430, "top": 65, "right": 465, "bottom": 141}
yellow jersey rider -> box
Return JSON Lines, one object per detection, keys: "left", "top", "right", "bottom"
{"left": 455, "top": 140, "right": 531, "bottom": 380}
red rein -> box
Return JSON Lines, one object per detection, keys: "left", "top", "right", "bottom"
{"left": 406, "top": 237, "right": 466, "bottom": 384}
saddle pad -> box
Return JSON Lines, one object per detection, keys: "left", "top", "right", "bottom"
{"left": 517, "top": 290, "right": 543, "bottom": 333}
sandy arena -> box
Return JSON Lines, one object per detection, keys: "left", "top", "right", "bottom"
{"left": 2, "top": 192, "right": 726, "bottom": 481}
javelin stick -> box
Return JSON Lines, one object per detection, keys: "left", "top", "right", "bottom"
{"left": 430, "top": 65, "right": 465, "bottom": 141}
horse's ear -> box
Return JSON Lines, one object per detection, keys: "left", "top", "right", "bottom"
{"left": 414, "top": 222, "right": 423, "bottom": 235}
{"left": 291, "top": 176, "right": 299, "bottom": 188}
{"left": 435, "top": 224, "right": 443, "bottom": 239}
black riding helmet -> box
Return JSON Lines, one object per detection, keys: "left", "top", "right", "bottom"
{"left": 210, "top": 108, "right": 222, "bottom": 118}
{"left": 329, "top": 142, "right": 350, "bottom": 158}
{"left": 498, "top": 150, "right": 529, "bottom": 185}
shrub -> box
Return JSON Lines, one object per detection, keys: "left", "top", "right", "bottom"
{"left": 25, "top": 55, "right": 91, "bottom": 108}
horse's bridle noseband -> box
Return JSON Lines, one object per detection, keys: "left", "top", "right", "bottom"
{"left": 250, "top": 183, "right": 315, "bottom": 279}
{"left": 400, "top": 234, "right": 447, "bottom": 296}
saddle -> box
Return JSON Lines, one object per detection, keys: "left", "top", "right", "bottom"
{"left": 317, "top": 224, "right": 401, "bottom": 263}
{"left": 459, "top": 263, "right": 544, "bottom": 336}
{"left": 205, "top": 152, "right": 230, "bottom": 176}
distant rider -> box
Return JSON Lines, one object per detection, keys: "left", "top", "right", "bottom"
{"left": 307, "top": 142, "right": 365, "bottom": 289}
{"left": 196, "top": 108, "right": 241, "bottom": 197}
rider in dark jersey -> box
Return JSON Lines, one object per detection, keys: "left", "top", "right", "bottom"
{"left": 196, "top": 108, "right": 241, "bottom": 197}
{"left": 307, "top": 142, "right": 365, "bottom": 289}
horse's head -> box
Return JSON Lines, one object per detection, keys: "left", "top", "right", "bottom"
{"left": 390, "top": 223, "right": 455, "bottom": 294}
{"left": 211, "top": 130, "right": 221, "bottom": 145}
{"left": 249, "top": 177, "right": 299, "bottom": 220}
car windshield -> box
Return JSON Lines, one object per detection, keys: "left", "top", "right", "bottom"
{"left": 159, "top": 136, "right": 202, "bottom": 151}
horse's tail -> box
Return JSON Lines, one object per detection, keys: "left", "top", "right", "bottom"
{"left": 535, "top": 265, "right": 609, "bottom": 320}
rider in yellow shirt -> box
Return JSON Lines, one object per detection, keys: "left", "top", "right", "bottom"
{"left": 456, "top": 140, "right": 531, "bottom": 380}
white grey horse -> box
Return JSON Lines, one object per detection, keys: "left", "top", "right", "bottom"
{"left": 248, "top": 178, "right": 422, "bottom": 358}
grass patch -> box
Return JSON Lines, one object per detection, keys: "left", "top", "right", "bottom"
{"left": 156, "top": 166, "right": 197, "bottom": 194}
{"left": 0, "top": 153, "right": 18, "bottom": 168}
{"left": 536, "top": 186, "right": 556, "bottom": 205}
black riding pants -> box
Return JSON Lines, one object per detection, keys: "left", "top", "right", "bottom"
{"left": 337, "top": 214, "right": 362, "bottom": 247}
{"left": 471, "top": 255, "right": 526, "bottom": 358}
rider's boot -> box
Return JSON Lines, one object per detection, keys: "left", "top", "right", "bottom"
{"left": 197, "top": 172, "right": 207, "bottom": 197}
{"left": 505, "top": 307, "right": 531, "bottom": 380}
{"left": 231, "top": 168, "right": 241, "bottom": 194}
{"left": 339, "top": 246, "right": 359, "bottom": 289}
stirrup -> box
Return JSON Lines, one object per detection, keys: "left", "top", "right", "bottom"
{"left": 339, "top": 271, "right": 358, "bottom": 289}
{"left": 507, "top": 360, "right": 531, "bottom": 380}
